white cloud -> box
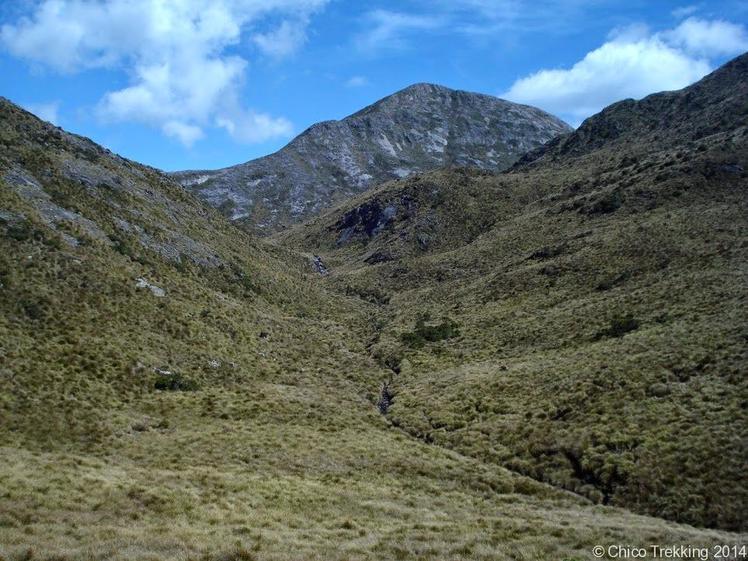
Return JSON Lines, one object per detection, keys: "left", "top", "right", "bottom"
{"left": 216, "top": 108, "right": 293, "bottom": 143}
{"left": 252, "top": 19, "right": 308, "bottom": 59}
{"left": 351, "top": 2, "right": 627, "bottom": 55}
{"left": 1, "top": 0, "right": 328, "bottom": 146}
{"left": 672, "top": 5, "right": 700, "bottom": 20}
{"left": 355, "top": 10, "right": 444, "bottom": 53}
{"left": 409, "top": 0, "right": 613, "bottom": 37}
{"left": 353, "top": 2, "right": 746, "bottom": 59}
{"left": 345, "top": 75, "right": 368, "bottom": 87}
{"left": 163, "top": 120, "right": 204, "bottom": 147}
{"left": 23, "top": 101, "right": 60, "bottom": 124}
{"left": 502, "top": 18, "right": 747, "bottom": 126}
{"left": 663, "top": 17, "right": 748, "bottom": 56}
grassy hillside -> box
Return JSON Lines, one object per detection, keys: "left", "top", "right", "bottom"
{"left": 279, "top": 56, "right": 748, "bottom": 532}
{"left": 4, "top": 98, "right": 744, "bottom": 560}
{"left": 173, "top": 83, "right": 570, "bottom": 235}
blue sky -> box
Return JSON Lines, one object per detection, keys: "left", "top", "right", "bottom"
{"left": 1, "top": 1, "right": 747, "bottom": 171}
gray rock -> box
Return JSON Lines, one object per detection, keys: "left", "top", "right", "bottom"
{"left": 4, "top": 166, "right": 110, "bottom": 246}
{"left": 0, "top": 209, "right": 24, "bottom": 225}
{"left": 312, "top": 255, "right": 329, "bottom": 275}
{"left": 647, "top": 383, "right": 671, "bottom": 398}
{"left": 135, "top": 277, "right": 166, "bottom": 297}
{"left": 173, "top": 83, "right": 571, "bottom": 234}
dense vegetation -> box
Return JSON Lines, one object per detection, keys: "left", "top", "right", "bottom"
{"left": 0, "top": 54, "right": 747, "bottom": 560}
{"left": 280, "top": 54, "right": 748, "bottom": 532}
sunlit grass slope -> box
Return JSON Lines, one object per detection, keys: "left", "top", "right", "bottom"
{"left": 4, "top": 97, "right": 745, "bottom": 560}
{"left": 280, "top": 55, "right": 748, "bottom": 532}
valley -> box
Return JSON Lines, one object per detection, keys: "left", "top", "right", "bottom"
{"left": 0, "top": 53, "right": 746, "bottom": 561}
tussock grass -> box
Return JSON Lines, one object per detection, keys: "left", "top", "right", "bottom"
{"left": 282, "top": 123, "right": 748, "bottom": 531}
{"left": 1, "top": 75, "right": 747, "bottom": 559}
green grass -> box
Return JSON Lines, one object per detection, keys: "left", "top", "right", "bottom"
{"left": 280, "top": 123, "right": 748, "bottom": 532}
{"left": 0, "top": 85, "right": 747, "bottom": 560}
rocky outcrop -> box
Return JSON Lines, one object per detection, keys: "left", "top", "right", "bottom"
{"left": 0, "top": 97, "right": 225, "bottom": 269}
{"left": 173, "top": 83, "right": 571, "bottom": 234}
{"left": 516, "top": 52, "right": 748, "bottom": 167}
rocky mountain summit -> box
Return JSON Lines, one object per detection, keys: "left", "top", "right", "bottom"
{"left": 173, "top": 83, "right": 571, "bottom": 233}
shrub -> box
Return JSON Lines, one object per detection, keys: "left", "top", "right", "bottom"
{"left": 595, "top": 271, "right": 631, "bottom": 291}
{"left": 211, "top": 547, "right": 257, "bottom": 561}
{"left": 217, "top": 199, "right": 237, "bottom": 216}
{"left": 154, "top": 371, "right": 199, "bottom": 391}
{"left": 344, "top": 283, "right": 391, "bottom": 305}
{"left": 587, "top": 191, "right": 622, "bottom": 215}
{"left": 529, "top": 244, "right": 564, "bottom": 260}
{"left": 401, "top": 316, "right": 460, "bottom": 348}
{"left": 5, "top": 220, "right": 47, "bottom": 243}
{"left": 595, "top": 314, "right": 639, "bottom": 339}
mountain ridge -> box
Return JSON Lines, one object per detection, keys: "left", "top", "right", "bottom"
{"left": 4, "top": 90, "right": 743, "bottom": 559}
{"left": 516, "top": 52, "right": 748, "bottom": 167}
{"left": 173, "top": 83, "right": 571, "bottom": 233}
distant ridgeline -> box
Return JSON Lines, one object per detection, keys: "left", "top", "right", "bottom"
{"left": 172, "top": 83, "right": 571, "bottom": 234}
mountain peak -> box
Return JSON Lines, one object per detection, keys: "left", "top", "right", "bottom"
{"left": 174, "top": 85, "right": 571, "bottom": 233}
{"left": 395, "top": 82, "right": 452, "bottom": 94}
{"left": 366, "top": 82, "right": 514, "bottom": 112}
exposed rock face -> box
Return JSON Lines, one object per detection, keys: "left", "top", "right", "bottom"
{"left": 3, "top": 165, "right": 110, "bottom": 247}
{"left": 0, "top": 97, "right": 225, "bottom": 269}
{"left": 135, "top": 277, "right": 166, "bottom": 297}
{"left": 516, "top": 52, "right": 748, "bottom": 167}
{"left": 173, "top": 83, "right": 571, "bottom": 234}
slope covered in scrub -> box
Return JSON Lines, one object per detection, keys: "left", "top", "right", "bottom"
{"left": 279, "top": 54, "right": 748, "bottom": 532}
{"left": 4, "top": 95, "right": 742, "bottom": 560}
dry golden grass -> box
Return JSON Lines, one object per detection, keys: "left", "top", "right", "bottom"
{"left": 1, "top": 67, "right": 748, "bottom": 559}
{"left": 281, "top": 124, "right": 748, "bottom": 531}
